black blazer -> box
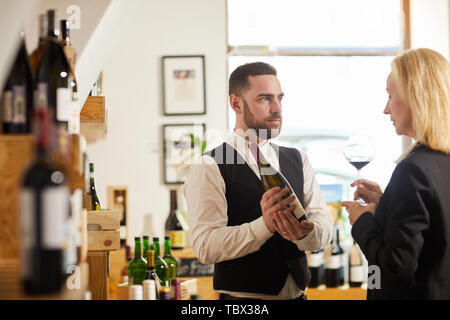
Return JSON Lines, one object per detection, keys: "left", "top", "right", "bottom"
{"left": 352, "top": 144, "right": 450, "bottom": 299}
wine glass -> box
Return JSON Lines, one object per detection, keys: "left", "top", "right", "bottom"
{"left": 343, "top": 135, "right": 375, "bottom": 203}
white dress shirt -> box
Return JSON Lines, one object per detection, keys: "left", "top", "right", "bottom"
{"left": 183, "top": 131, "right": 333, "bottom": 299}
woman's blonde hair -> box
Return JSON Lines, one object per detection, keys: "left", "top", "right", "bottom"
{"left": 391, "top": 48, "right": 450, "bottom": 154}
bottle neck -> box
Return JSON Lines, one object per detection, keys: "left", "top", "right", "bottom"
{"left": 170, "top": 190, "right": 178, "bottom": 212}
{"left": 164, "top": 240, "right": 171, "bottom": 256}
{"left": 47, "top": 10, "right": 57, "bottom": 38}
{"left": 134, "top": 241, "right": 142, "bottom": 259}
{"left": 153, "top": 241, "right": 160, "bottom": 257}
{"left": 61, "top": 20, "right": 70, "bottom": 46}
{"left": 147, "top": 252, "right": 155, "bottom": 268}
{"left": 39, "top": 15, "right": 47, "bottom": 41}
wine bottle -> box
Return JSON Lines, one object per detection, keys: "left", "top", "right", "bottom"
{"left": 89, "top": 163, "right": 101, "bottom": 210}
{"left": 35, "top": 9, "right": 72, "bottom": 130}
{"left": 165, "top": 189, "right": 186, "bottom": 250}
{"left": 142, "top": 236, "right": 150, "bottom": 259}
{"left": 308, "top": 249, "right": 325, "bottom": 288}
{"left": 20, "top": 107, "right": 70, "bottom": 294}
{"left": 143, "top": 279, "right": 157, "bottom": 300}
{"left": 128, "top": 237, "right": 147, "bottom": 285}
{"left": 325, "top": 226, "right": 345, "bottom": 288}
{"left": 170, "top": 278, "right": 181, "bottom": 300}
{"left": 29, "top": 14, "right": 46, "bottom": 74}
{"left": 163, "top": 236, "right": 178, "bottom": 282}
{"left": 144, "top": 249, "right": 160, "bottom": 299}
{"left": 250, "top": 143, "right": 307, "bottom": 221}
{"left": 60, "top": 19, "right": 79, "bottom": 135}
{"left": 1, "top": 34, "right": 33, "bottom": 134}
{"left": 153, "top": 237, "right": 169, "bottom": 287}
{"left": 349, "top": 239, "right": 364, "bottom": 287}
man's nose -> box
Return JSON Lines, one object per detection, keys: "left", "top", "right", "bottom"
{"left": 271, "top": 99, "right": 282, "bottom": 113}
{"left": 383, "top": 102, "right": 390, "bottom": 114}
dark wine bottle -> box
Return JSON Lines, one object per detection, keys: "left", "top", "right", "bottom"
{"left": 29, "top": 14, "right": 46, "bottom": 74}
{"left": 1, "top": 34, "right": 33, "bottom": 134}
{"left": 349, "top": 239, "right": 364, "bottom": 287}
{"left": 144, "top": 249, "right": 161, "bottom": 299}
{"left": 325, "top": 226, "right": 345, "bottom": 288}
{"left": 20, "top": 107, "right": 70, "bottom": 294}
{"left": 250, "top": 143, "right": 307, "bottom": 221}
{"left": 308, "top": 249, "right": 325, "bottom": 288}
{"left": 35, "top": 10, "right": 72, "bottom": 130}
{"left": 89, "top": 163, "right": 101, "bottom": 210}
{"left": 165, "top": 189, "right": 186, "bottom": 250}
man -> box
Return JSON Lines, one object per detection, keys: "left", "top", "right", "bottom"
{"left": 183, "top": 62, "right": 332, "bottom": 300}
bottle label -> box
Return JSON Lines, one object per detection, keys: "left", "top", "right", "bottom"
{"left": 20, "top": 189, "right": 35, "bottom": 278}
{"left": 42, "top": 186, "right": 70, "bottom": 249}
{"left": 35, "top": 83, "right": 48, "bottom": 110}
{"left": 350, "top": 265, "right": 365, "bottom": 282}
{"left": 1, "top": 91, "right": 13, "bottom": 122}
{"left": 308, "top": 251, "right": 324, "bottom": 268}
{"left": 169, "top": 230, "right": 185, "bottom": 248}
{"left": 12, "top": 85, "right": 26, "bottom": 124}
{"left": 56, "top": 87, "right": 72, "bottom": 121}
{"left": 326, "top": 254, "right": 343, "bottom": 269}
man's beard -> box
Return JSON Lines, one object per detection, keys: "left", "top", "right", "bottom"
{"left": 243, "top": 99, "right": 282, "bottom": 140}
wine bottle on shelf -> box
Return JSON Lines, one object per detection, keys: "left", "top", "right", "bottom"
{"left": 144, "top": 249, "right": 160, "bottom": 299}
{"left": 153, "top": 237, "right": 169, "bottom": 287}
{"left": 35, "top": 9, "right": 72, "bottom": 131}
{"left": 325, "top": 226, "right": 345, "bottom": 288}
{"left": 60, "top": 19, "right": 79, "bottom": 135}
{"left": 88, "top": 163, "right": 101, "bottom": 210}
{"left": 142, "top": 236, "right": 150, "bottom": 259}
{"left": 163, "top": 236, "right": 178, "bottom": 282}
{"left": 349, "top": 239, "right": 364, "bottom": 287}
{"left": 20, "top": 107, "right": 70, "bottom": 294}
{"left": 128, "top": 237, "right": 147, "bottom": 285}
{"left": 1, "top": 33, "right": 33, "bottom": 134}
{"left": 308, "top": 249, "right": 325, "bottom": 288}
{"left": 165, "top": 189, "right": 186, "bottom": 250}
{"left": 250, "top": 143, "right": 307, "bottom": 221}
{"left": 115, "top": 191, "right": 127, "bottom": 244}
{"left": 29, "top": 14, "right": 46, "bottom": 74}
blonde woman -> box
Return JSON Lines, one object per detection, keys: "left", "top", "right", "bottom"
{"left": 342, "top": 48, "right": 450, "bottom": 300}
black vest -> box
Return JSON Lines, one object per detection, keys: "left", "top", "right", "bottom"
{"left": 205, "top": 142, "right": 311, "bottom": 295}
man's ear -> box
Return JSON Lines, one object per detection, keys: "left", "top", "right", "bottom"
{"left": 230, "top": 94, "right": 242, "bottom": 114}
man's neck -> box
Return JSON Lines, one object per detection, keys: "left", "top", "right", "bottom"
{"left": 233, "top": 127, "right": 269, "bottom": 146}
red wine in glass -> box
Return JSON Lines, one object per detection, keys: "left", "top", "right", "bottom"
{"left": 344, "top": 136, "right": 375, "bottom": 203}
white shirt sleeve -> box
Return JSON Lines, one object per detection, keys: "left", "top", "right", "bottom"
{"left": 183, "top": 155, "right": 274, "bottom": 265}
{"left": 293, "top": 150, "right": 333, "bottom": 251}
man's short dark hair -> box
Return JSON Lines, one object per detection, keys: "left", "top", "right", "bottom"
{"left": 229, "top": 62, "right": 277, "bottom": 96}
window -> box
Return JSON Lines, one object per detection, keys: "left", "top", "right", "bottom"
{"left": 227, "top": 0, "right": 408, "bottom": 193}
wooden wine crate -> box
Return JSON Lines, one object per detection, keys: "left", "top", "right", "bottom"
{"left": 87, "top": 209, "right": 121, "bottom": 300}
{"left": 306, "top": 286, "right": 367, "bottom": 300}
{"left": 114, "top": 279, "right": 198, "bottom": 300}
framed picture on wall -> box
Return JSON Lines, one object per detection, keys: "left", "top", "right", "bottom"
{"left": 163, "top": 123, "right": 206, "bottom": 184}
{"left": 162, "top": 55, "right": 206, "bottom": 115}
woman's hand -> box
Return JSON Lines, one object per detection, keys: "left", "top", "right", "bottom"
{"left": 352, "top": 179, "right": 383, "bottom": 205}
{"left": 342, "top": 201, "right": 377, "bottom": 225}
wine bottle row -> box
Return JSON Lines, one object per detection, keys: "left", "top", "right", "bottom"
{"left": 124, "top": 236, "right": 186, "bottom": 300}
{"left": 308, "top": 226, "right": 366, "bottom": 289}
{"left": 3, "top": 9, "right": 102, "bottom": 295}
{"left": 1, "top": 10, "right": 79, "bottom": 136}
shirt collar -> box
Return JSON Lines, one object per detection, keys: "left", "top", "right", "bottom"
{"left": 395, "top": 140, "right": 420, "bottom": 164}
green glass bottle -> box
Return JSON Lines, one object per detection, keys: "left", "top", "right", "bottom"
{"left": 89, "top": 163, "right": 101, "bottom": 210}
{"left": 128, "top": 237, "right": 147, "bottom": 285}
{"left": 142, "top": 236, "right": 150, "bottom": 259}
{"left": 250, "top": 144, "right": 307, "bottom": 221}
{"left": 153, "top": 237, "right": 168, "bottom": 287}
{"left": 163, "top": 236, "right": 178, "bottom": 282}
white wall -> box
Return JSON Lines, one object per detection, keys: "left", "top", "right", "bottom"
{"left": 411, "top": 0, "right": 450, "bottom": 58}
{"left": 86, "top": 0, "right": 228, "bottom": 244}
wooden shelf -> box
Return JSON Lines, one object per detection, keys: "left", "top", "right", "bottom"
{"left": 0, "top": 260, "right": 90, "bottom": 300}
{"left": 306, "top": 286, "right": 367, "bottom": 300}
{"left": 80, "top": 96, "right": 106, "bottom": 144}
